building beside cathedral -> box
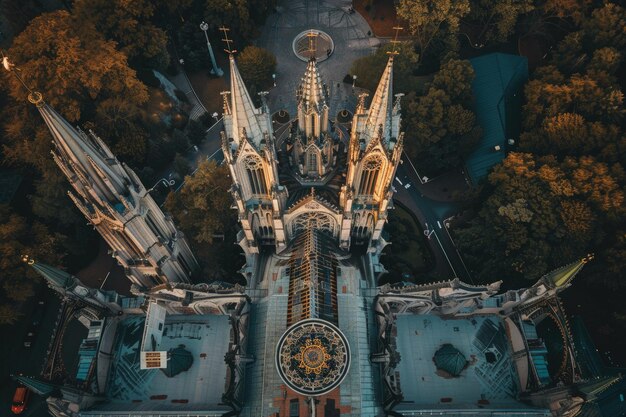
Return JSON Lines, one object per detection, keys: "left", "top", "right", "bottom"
{"left": 8, "top": 41, "right": 624, "bottom": 417}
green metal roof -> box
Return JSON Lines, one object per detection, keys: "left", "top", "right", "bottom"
{"left": 161, "top": 346, "right": 193, "bottom": 378}
{"left": 433, "top": 343, "right": 468, "bottom": 377}
{"left": 465, "top": 53, "right": 528, "bottom": 184}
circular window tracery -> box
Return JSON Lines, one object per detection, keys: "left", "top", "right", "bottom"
{"left": 275, "top": 319, "right": 351, "bottom": 396}
{"left": 363, "top": 155, "right": 383, "bottom": 171}
{"left": 292, "top": 212, "right": 335, "bottom": 235}
{"left": 244, "top": 154, "right": 263, "bottom": 170}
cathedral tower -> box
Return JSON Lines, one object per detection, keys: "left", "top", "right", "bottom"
{"left": 221, "top": 53, "right": 288, "bottom": 257}
{"left": 339, "top": 56, "right": 404, "bottom": 250}
{"left": 289, "top": 57, "right": 336, "bottom": 181}
{"left": 28, "top": 93, "right": 198, "bottom": 289}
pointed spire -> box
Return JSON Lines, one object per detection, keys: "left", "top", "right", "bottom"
{"left": 577, "top": 375, "right": 622, "bottom": 399}
{"left": 298, "top": 58, "right": 326, "bottom": 112}
{"left": 32, "top": 96, "right": 128, "bottom": 203}
{"left": 363, "top": 57, "right": 394, "bottom": 143}
{"left": 24, "top": 256, "right": 78, "bottom": 290}
{"left": 228, "top": 55, "right": 264, "bottom": 146}
{"left": 541, "top": 254, "right": 593, "bottom": 289}
{"left": 13, "top": 375, "right": 56, "bottom": 396}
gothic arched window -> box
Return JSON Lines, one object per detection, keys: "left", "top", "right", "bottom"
{"left": 358, "top": 155, "right": 383, "bottom": 197}
{"left": 292, "top": 212, "right": 336, "bottom": 236}
{"left": 244, "top": 155, "right": 267, "bottom": 195}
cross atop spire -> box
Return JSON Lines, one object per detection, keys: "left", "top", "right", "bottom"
{"left": 2, "top": 53, "right": 44, "bottom": 105}
{"left": 307, "top": 30, "right": 318, "bottom": 57}
{"left": 220, "top": 26, "right": 236, "bottom": 55}
{"left": 387, "top": 26, "right": 403, "bottom": 57}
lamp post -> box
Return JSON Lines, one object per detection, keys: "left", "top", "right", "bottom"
{"left": 272, "top": 73, "right": 276, "bottom": 87}
{"left": 212, "top": 112, "right": 219, "bottom": 124}
{"left": 200, "top": 21, "right": 223, "bottom": 77}
{"left": 146, "top": 178, "right": 176, "bottom": 194}
{"left": 352, "top": 74, "right": 357, "bottom": 89}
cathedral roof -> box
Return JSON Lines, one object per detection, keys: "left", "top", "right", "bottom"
{"left": 228, "top": 55, "right": 264, "bottom": 147}
{"left": 286, "top": 187, "right": 340, "bottom": 213}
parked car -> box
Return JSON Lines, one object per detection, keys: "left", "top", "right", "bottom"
{"left": 11, "top": 385, "right": 30, "bottom": 414}
{"left": 23, "top": 300, "right": 46, "bottom": 348}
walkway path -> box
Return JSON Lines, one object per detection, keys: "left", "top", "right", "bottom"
{"left": 257, "top": 0, "right": 379, "bottom": 118}
{"left": 169, "top": 69, "right": 208, "bottom": 120}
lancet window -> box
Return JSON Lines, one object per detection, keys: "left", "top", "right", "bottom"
{"left": 244, "top": 155, "right": 267, "bottom": 195}
{"left": 358, "top": 155, "right": 383, "bottom": 196}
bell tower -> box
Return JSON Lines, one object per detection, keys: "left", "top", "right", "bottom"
{"left": 219, "top": 36, "right": 288, "bottom": 259}
{"left": 25, "top": 91, "right": 199, "bottom": 289}
{"left": 289, "top": 56, "right": 336, "bottom": 181}
{"left": 339, "top": 56, "right": 404, "bottom": 252}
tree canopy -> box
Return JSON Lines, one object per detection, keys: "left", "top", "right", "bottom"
{"left": 396, "top": 0, "right": 469, "bottom": 63}
{"left": 164, "top": 160, "right": 243, "bottom": 281}
{"left": 72, "top": 0, "right": 170, "bottom": 69}
{"left": 455, "top": 3, "right": 626, "bottom": 288}
{"left": 350, "top": 42, "right": 420, "bottom": 94}
{"left": 237, "top": 46, "right": 277, "bottom": 94}
{"left": 402, "top": 59, "right": 481, "bottom": 175}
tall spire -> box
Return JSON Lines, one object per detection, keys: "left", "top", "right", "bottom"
{"left": 298, "top": 58, "right": 326, "bottom": 113}
{"left": 540, "top": 254, "right": 593, "bottom": 289}
{"left": 32, "top": 96, "right": 129, "bottom": 203}
{"left": 227, "top": 55, "right": 264, "bottom": 147}
{"left": 13, "top": 375, "right": 56, "bottom": 396}
{"left": 26, "top": 256, "right": 78, "bottom": 291}
{"left": 363, "top": 56, "right": 394, "bottom": 143}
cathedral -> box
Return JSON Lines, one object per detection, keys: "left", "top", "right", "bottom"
{"left": 7, "top": 47, "right": 621, "bottom": 417}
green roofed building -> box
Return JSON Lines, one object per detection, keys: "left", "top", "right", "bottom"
{"left": 465, "top": 53, "right": 528, "bottom": 184}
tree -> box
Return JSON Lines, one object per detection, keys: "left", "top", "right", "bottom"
{"left": 93, "top": 98, "right": 150, "bottom": 164}
{"left": 431, "top": 59, "right": 475, "bottom": 102}
{"left": 3, "top": 11, "right": 149, "bottom": 171}
{"left": 456, "top": 152, "right": 624, "bottom": 282}
{"left": 0, "top": 305, "right": 22, "bottom": 326}
{"left": 6, "top": 11, "right": 148, "bottom": 122}
{"left": 187, "top": 119, "right": 207, "bottom": 145}
{"left": 173, "top": 154, "right": 191, "bottom": 178}
{"left": 0, "top": 205, "right": 65, "bottom": 305}
{"left": 237, "top": 46, "right": 277, "bottom": 94}
{"left": 72, "top": 0, "right": 170, "bottom": 69}
{"left": 467, "top": 0, "right": 534, "bottom": 44}
{"left": 350, "top": 42, "right": 420, "bottom": 94}
{"left": 402, "top": 59, "right": 481, "bottom": 175}
{"left": 396, "top": 0, "right": 469, "bottom": 63}
{"left": 164, "top": 160, "right": 242, "bottom": 281}
{"left": 165, "top": 160, "right": 234, "bottom": 244}
{"left": 0, "top": 0, "right": 44, "bottom": 35}
{"left": 583, "top": 3, "right": 626, "bottom": 51}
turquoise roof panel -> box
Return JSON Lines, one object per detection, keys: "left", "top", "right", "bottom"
{"left": 465, "top": 53, "right": 528, "bottom": 184}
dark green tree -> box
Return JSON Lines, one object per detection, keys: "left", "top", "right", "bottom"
{"left": 350, "top": 42, "right": 420, "bottom": 93}
{"left": 237, "top": 46, "right": 277, "bottom": 94}
{"left": 396, "top": 0, "right": 469, "bottom": 63}
{"left": 72, "top": 0, "right": 170, "bottom": 69}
